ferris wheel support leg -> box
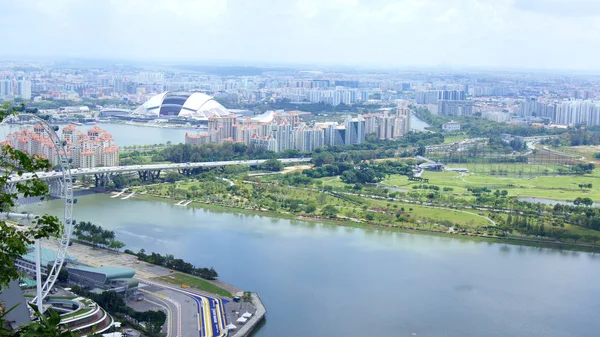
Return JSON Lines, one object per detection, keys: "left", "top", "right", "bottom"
{"left": 35, "top": 239, "right": 43, "bottom": 312}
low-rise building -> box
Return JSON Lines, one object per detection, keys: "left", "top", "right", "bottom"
{"left": 442, "top": 121, "right": 461, "bottom": 132}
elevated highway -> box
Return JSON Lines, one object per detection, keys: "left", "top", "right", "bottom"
{"left": 6, "top": 158, "right": 311, "bottom": 197}
{"left": 9, "top": 158, "right": 312, "bottom": 183}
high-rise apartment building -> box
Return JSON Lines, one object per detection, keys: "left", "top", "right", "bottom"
{"left": 16, "top": 80, "right": 32, "bottom": 100}
{"left": 294, "top": 125, "right": 325, "bottom": 152}
{"left": 363, "top": 114, "right": 379, "bottom": 135}
{"left": 0, "top": 80, "right": 14, "bottom": 99}
{"left": 344, "top": 115, "right": 366, "bottom": 145}
{"left": 3, "top": 125, "right": 118, "bottom": 168}
{"left": 437, "top": 100, "right": 473, "bottom": 116}
{"left": 416, "top": 90, "right": 465, "bottom": 104}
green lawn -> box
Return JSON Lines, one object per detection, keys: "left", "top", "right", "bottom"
{"left": 155, "top": 273, "right": 232, "bottom": 298}
{"left": 383, "top": 169, "right": 600, "bottom": 202}
{"left": 442, "top": 134, "right": 468, "bottom": 144}
{"left": 50, "top": 295, "right": 77, "bottom": 300}
{"left": 61, "top": 307, "right": 92, "bottom": 319}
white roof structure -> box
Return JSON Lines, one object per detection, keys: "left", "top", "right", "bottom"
{"left": 133, "top": 92, "right": 230, "bottom": 120}
{"left": 251, "top": 110, "right": 276, "bottom": 123}
{"left": 226, "top": 324, "right": 237, "bottom": 330}
{"left": 236, "top": 317, "right": 248, "bottom": 323}
{"left": 242, "top": 312, "right": 253, "bottom": 318}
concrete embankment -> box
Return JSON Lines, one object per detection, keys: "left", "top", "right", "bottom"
{"left": 232, "top": 293, "right": 266, "bottom": 337}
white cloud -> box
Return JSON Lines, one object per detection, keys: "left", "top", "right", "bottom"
{"left": 0, "top": 0, "right": 599, "bottom": 69}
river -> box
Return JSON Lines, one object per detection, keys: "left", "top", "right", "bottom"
{"left": 518, "top": 197, "right": 600, "bottom": 207}
{"left": 410, "top": 112, "right": 429, "bottom": 131}
{"left": 0, "top": 123, "right": 192, "bottom": 147}
{"left": 21, "top": 193, "right": 600, "bottom": 337}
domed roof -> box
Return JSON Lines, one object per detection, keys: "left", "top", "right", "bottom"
{"left": 133, "top": 92, "right": 229, "bottom": 120}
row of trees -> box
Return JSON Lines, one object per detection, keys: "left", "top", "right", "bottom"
{"left": 126, "top": 249, "right": 219, "bottom": 280}
{"left": 73, "top": 221, "right": 126, "bottom": 251}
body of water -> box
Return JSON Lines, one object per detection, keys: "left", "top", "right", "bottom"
{"left": 0, "top": 123, "right": 193, "bottom": 147}
{"left": 410, "top": 112, "right": 430, "bottom": 131}
{"left": 518, "top": 197, "right": 600, "bottom": 207}
{"left": 22, "top": 194, "right": 600, "bottom": 337}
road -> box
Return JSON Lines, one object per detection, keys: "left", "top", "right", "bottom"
{"left": 141, "top": 280, "right": 229, "bottom": 337}
{"left": 139, "top": 288, "right": 181, "bottom": 337}
{"left": 8, "top": 158, "right": 312, "bottom": 182}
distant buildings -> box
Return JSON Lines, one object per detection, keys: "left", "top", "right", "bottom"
{"left": 438, "top": 100, "right": 474, "bottom": 116}
{"left": 520, "top": 98, "right": 600, "bottom": 126}
{"left": 0, "top": 79, "right": 31, "bottom": 100}
{"left": 416, "top": 90, "right": 465, "bottom": 104}
{"left": 482, "top": 111, "right": 511, "bottom": 122}
{"left": 185, "top": 108, "right": 411, "bottom": 152}
{"left": 3, "top": 125, "right": 119, "bottom": 168}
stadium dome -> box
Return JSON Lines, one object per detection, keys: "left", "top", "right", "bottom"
{"left": 133, "top": 92, "right": 229, "bottom": 120}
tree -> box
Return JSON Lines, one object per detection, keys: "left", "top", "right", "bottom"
{"left": 260, "top": 159, "right": 283, "bottom": 172}
{"left": 305, "top": 202, "right": 317, "bottom": 213}
{"left": 313, "top": 152, "right": 335, "bottom": 167}
{"left": 109, "top": 240, "right": 126, "bottom": 252}
{"left": 321, "top": 205, "right": 338, "bottom": 217}
{"left": 164, "top": 172, "right": 181, "bottom": 183}
{"left": 145, "top": 310, "right": 167, "bottom": 336}
{"left": 0, "top": 103, "right": 75, "bottom": 336}
{"left": 111, "top": 174, "right": 128, "bottom": 189}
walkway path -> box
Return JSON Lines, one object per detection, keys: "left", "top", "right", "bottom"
{"left": 121, "top": 192, "right": 135, "bottom": 200}
{"left": 110, "top": 189, "right": 126, "bottom": 198}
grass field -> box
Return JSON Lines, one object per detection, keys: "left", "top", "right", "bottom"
{"left": 383, "top": 168, "right": 600, "bottom": 202}
{"left": 442, "top": 134, "right": 468, "bottom": 144}
{"left": 155, "top": 273, "right": 232, "bottom": 298}
{"left": 444, "top": 162, "right": 570, "bottom": 175}
{"left": 61, "top": 307, "right": 92, "bottom": 319}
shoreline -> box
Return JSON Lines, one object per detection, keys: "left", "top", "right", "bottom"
{"left": 127, "top": 191, "right": 600, "bottom": 253}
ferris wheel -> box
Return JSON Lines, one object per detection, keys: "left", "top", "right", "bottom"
{"left": 2, "top": 112, "right": 74, "bottom": 312}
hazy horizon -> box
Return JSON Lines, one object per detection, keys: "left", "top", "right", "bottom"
{"left": 1, "top": 0, "right": 600, "bottom": 71}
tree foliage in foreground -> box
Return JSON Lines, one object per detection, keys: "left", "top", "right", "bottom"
{"left": 0, "top": 103, "right": 75, "bottom": 336}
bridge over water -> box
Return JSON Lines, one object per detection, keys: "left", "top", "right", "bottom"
{"left": 7, "top": 158, "right": 311, "bottom": 198}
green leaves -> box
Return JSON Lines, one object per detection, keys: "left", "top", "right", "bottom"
{"left": 0, "top": 104, "right": 62, "bottom": 290}
{"left": 0, "top": 304, "right": 78, "bottom": 337}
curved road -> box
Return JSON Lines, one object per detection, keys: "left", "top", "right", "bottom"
{"left": 141, "top": 280, "right": 229, "bottom": 337}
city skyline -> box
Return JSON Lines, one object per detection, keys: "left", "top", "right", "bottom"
{"left": 1, "top": 0, "right": 600, "bottom": 71}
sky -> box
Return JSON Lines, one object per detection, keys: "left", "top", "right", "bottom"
{"left": 1, "top": 0, "right": 600, "bottom": 70}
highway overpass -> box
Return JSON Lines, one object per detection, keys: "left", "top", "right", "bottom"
{"left": 8, "top": 158, "right": 312, "bottom": 183}
{"left": 6, "top": 158, "right": 311, "bottom": 197}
